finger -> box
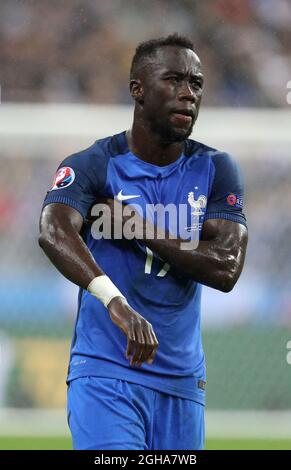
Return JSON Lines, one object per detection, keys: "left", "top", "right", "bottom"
{"left": 136, "top": 327, "right": 155, "bottom": 366}
{"left": 126, "top": 338, "right": 134, "bottom": 360}
{"left": 146, "top": 328, "right": 159, "bottom": 365}
{"left": 130, "top": 326, "right": 145, "bottom": 367}
{"left": 147, "top": 348, "right": 158, "bottom": 365}
{"left": 136, "top": 323, "right": 157, "bottom": 366}
{"left": 130, "top": 339, "right": 144, "bottom": 366}
{"left": 126, "top": 329, "right": 135, "bottom": 359}
{"left": 136, "top": 343, "right": 155, "bottom": 367}
{"left": 138, "top": 324, "right": 156, "bottom": 366}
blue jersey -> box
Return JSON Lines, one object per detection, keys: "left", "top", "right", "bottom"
{"left": 43, "top": 131, "right": 246, "bottom": 405}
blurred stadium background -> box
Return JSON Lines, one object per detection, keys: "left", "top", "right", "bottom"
{"left": 0, "top": 0, "right": 291, "bottom": 450}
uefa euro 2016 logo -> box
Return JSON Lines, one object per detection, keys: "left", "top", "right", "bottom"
{"left": 51, "top": 167, "right": 75, "bottom": 190}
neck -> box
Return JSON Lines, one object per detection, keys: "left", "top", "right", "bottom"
{"left": 126, "top": 113, "right": 184, "bottom": 167}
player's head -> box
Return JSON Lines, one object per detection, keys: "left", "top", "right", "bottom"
{"left": 130, "top": 34, "right": 203, "bottom": 143}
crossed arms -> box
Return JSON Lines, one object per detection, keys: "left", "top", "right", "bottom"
{"left": 39, "top": 201, "right": 248, "bottom": 366}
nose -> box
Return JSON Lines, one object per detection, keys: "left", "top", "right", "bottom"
{"left": 178, "top": 80, "right": 195, "bottom": 102}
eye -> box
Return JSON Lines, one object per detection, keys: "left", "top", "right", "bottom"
{"left": 191, "top": 80, "right": 202, "bottom": 89}
{"left": 191, "top": 82, "right": 203, "bottom": 94}
{"left": 165, "top": 76, "right": 179, "bottom": 83}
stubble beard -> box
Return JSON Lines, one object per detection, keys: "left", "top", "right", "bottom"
{"left": 149, "top": 114, "right": 194, "bottom": 144}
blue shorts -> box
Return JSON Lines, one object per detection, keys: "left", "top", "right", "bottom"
{"left": 67, "top": 376, "right": 205, "bottom": 450}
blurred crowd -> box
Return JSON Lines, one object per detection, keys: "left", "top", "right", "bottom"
{"left": 1, "top": 0, "right": 291, "bottom": 106}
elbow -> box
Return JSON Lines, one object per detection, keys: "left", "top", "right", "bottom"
{"left": 38, "top": 232, "right": 49, "bottom": 253}
{"left": 218, "top": 274, "right": 237, "bottom": 293}
{"left": 38, "top": 230, "right": 56, "bottom": 254}
{"left": 38, "top": 232, "right": 46, "bottom": 250}
{"left": 217, "top": 254, "right": 240, "bottom": 293}
{"left": 39, "top": 222, "right": 69, "bottom": 256}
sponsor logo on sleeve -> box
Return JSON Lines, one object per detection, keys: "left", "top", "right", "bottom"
{"left": 51, "top": 167, "right": 75, "bottom": 190}
{"left": 227, "top": 193, "right": 243, "bottom": 208}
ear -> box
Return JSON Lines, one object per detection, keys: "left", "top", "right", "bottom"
{"left": 130, "top": 79, "right": 144, "bottom": 105}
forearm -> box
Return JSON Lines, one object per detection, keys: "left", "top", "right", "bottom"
{"left": 95, "top": 198, "right": 247, "bottom": 292}
{"left": 38, "top": 204, "right": 158, "bottom": 367}
{"left": 143, "top": 233, "right": 237, "bottom": 291}
{"left": 39, "top": 223, "right": 102, "bottom": 290}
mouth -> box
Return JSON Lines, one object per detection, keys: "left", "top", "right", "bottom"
{"left": 170, "top": 109, "right": 195, "bottom": 125}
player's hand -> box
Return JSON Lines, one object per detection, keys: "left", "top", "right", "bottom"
{"left": 107, "top": 296, "right": 159, "bottom": 367}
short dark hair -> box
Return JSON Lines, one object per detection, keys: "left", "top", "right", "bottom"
{"left": 130, "top": 33, "right": 194, "bottom": 79}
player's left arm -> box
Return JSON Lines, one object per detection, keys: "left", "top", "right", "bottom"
{"left": 142, "top": 151, "right": 248, "bottom": 291}
{"left": 99, "top": 197, "right": 247, "bottom": 292}
{"left": 101, "top": 152, "right": 248, "bottom": 291}
{"left": 103, "top": 152, "right": 247, "bottom": 292}
{"left": 143, "top": 217, "right": 248, "bottom": 292}
{"left": 143, "top": 152, "right": 248, "bottom": 291}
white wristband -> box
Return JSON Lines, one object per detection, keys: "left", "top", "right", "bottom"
{"left": 87, "top": 275, "right": 126, "bottom": 308}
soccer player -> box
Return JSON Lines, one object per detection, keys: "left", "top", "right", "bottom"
{"left": 39, "top": 34, "right": 248, "bottom": 450}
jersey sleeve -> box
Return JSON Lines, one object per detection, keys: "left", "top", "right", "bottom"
{"left": 204, "top": 152, "right": 247, "bottom": 227}
{"left": 42, "top": 143, "right": 109, "bottom": 220}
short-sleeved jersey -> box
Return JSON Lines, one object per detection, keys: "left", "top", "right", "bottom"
{"left": 43, "top": 131, "right": 246, "bottom": 405}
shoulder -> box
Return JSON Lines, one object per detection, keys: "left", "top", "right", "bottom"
{"left": 63, "top": 131, "right": 127, "bottom": 171}
{"left": 185, "top": 138, "right": 232, "bottom": 161}
{"left": 185, "top": 138, "right": 240, "bottom": 174}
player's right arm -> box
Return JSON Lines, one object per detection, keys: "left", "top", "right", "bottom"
{"left": 39, "top": 152, "right": 158, "bottom": 367}
{"left": 39, "top": 203, "right": 101, "bottom": 289}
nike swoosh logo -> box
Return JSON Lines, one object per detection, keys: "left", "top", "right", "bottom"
{"left": 116, "top": 190, "right": 141, "bottom": 201}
